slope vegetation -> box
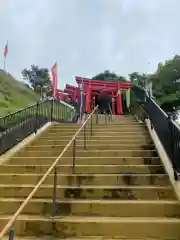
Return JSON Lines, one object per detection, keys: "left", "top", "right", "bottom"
{"left": 0, "top": 71, "right": 39, "bottom": 116}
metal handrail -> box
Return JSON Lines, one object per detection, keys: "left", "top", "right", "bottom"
{"left": 108, "top": 103, "right": 112, "bottom": 115}
{"left": 108, "top": 103, "right": 113, "bottom": 122}
{"left": 0, "top": 105, "right": 98, "bottom": 238}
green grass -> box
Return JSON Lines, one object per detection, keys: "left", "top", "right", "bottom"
{"left": 0, "top": 72, "right": 75, "bottom": 129}
{"left": 0, "top": 71, "right": 40, "bottom": 116}
{"left": 0, "top": 98, "right": 76, "bottom": 129}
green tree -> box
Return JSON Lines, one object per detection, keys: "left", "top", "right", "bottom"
{"left": 105, "top": 76, "right": 127, "bottom": 82}
{"left": 92, "top": 70, "right": 127, "bottom": 82}
{"left": 22, "top": 65, "right": 52, "bottom": 97}
{"left": 92, "top": 70, "right": 117, "bottom": 81}
{"left": 129, "top": 72, "right": 149, "bottom": 87}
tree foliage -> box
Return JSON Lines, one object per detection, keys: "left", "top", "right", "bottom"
{"left": 22, "top": 55, "right": 180, "bottom": 112}
{"left": 128, "top": 72, "right": 149, "bottom": 87}
{"left": 22, "top": 65, "right": 52, "bottom": 97}
{"left": 91, "top": 56, "right": 180, "bottom": 113}
{"left": 92, "top": 70, "right": 117, "bottom": 81}
{"left": 92, "top": 70, "right": 127, "bottom": 83}
{"left": 149, "top": 55, "right": 180, "bottom": 110}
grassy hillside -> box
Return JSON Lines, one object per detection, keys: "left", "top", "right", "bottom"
{"left": 0, "top": 71, "right": 40, "bottom": 116}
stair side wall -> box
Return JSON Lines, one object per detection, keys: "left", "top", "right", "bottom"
{"left": 145, "top": 118, "right": 180, "bottom": 200}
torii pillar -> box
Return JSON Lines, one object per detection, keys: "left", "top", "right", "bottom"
{"left": 85, "top": 85, "right": 92, "bottom": 113}
{"left": 116, "top": 84, "right": 123, "bottom": 115}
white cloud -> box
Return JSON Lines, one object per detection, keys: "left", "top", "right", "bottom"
{"left": 0, "top": 0, "right": 180, "bottom": 88}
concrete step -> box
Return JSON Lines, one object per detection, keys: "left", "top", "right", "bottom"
{"left": 52, "top": 123, "right": 145, "bottom": 128}
{"left": 0, "top": 199, "right": 179, "bottom": 218}
{"left": 43, "top": 131, "right": 149, "bottom": 137}
{"left": 0, "top": 185, "right": 175, "bottom": 199}
{"left": 49, "top": 125, "right": 147, "bottom": 132}
{"left": 31, "top": 139, "right": 153, "bottom": 146}
{"left": 38, "top": 135, "right": 151, "bottom": 141}
{"left": 0, "top": 165, "right": 165, "bottom": 174}
{"left": 65, "top": 150, "right": 158, "bottom": 158}
{"left": 93, "top": 116, "right": 137, "bottom": 121}
{"left": 1, "top": 215, "right": 180, "bottom": 238}
{"left": 0, "top": 173, "right": 169, "bottom": 186}
{"left": 25, "top": 144, "right": 155, "bottom": 151}
{"left": 47, "top": 127, "right": 148, "bottom": 134}
{"left": 9, "top": 156, "right": 161, "bottom": 165}
{"left": 93, "top": 118, "right": 137, "bottom": 123}
{"left": 96, "top": 120, "right": 140, "bottom": 124}
{"left": 2, "top": 237, "right": 178, "bottom": 240}
{"left": 34, "top": 136, "right": 153, "bottom": 146}
{"left": 15, "top": 150, "right": 158, "bottom": 158}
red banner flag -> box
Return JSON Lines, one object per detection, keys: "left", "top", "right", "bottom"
{"left": 4, "top": 41, "right": 8, "bottom": 57}
{"left": 51, "top": 62, "right": 58, "bottom": 98}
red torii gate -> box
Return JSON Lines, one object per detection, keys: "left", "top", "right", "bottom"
{"left": 75, "top": 76, "right": 131, "bottom": 115}
{"left": 61, "top": 77, "right": 131, "bottom": 115}
{"left": 55, "top": 89, "right": 69, "bottom": 101}
{"left": 64, "top": 84, "right": 80, "bottom": 102}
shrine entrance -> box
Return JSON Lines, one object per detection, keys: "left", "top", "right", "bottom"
{"left": 75, "top": 77, "right": 131, "bottom": 115}
{"left": 62, "top": 77, "right": 131, "bottom": 115}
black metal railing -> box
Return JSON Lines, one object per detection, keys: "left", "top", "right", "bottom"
{"left": 131, "top": 85, "right": 146, "bottom": 103}
{"left": 0, "top": 99, "right": 76, "bottom": 155}
{"left": 131, "top": 87, "right": 180, "bottom": 180}
{"left": 0, "top": 104, "right": 38, "bottom": 131}
{"left": 129, "top": 90, "right": 147, "bottom": 122}
{"left": 0, "top": 99, "right": 76, "bottom": 130}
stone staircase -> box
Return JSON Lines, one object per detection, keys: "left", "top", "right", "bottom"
{"left": 0, "top": 114, "right": 180, "bottom": 239}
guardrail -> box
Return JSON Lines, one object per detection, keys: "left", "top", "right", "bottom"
{"left": 0, "top": 100, "right": 76, "bottom": 155}
{"left": 0, "top": 105, "right": 98, "bottom": 238}
{"left": 0, "top": 99, "right": 75, "bottom": 130}
{"left": 144, "top": 96, "right": 180, "bottom": 179}
{"left": 132, "top": 87, "right": 180, "bottom": 180}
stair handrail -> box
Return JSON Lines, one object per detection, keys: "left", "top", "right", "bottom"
{"left": 0, "top": 105, "right": 98, "bottom": 238}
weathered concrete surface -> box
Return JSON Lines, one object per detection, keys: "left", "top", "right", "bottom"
{"left": 14, "top": 149, "right": 158, "bottom": 158}
{"left": 0, "top": 114, "right": 179, "bottom": 238}
{"left": 0, "top": 199, "right": 180, "bottom": 217}
{"left": 1, "top": 216, "right": 180, "bottom": 238}
{"left": 0, "top": 173, "right": 169, "bottom": 186}
{"left": 0, "top": 185, "right": 175, "bottom": 199}
{"left": 9, "top": 156, "right": 160, "bottom": 165}
{"left": 0, "top": 164, "right": 165, "bottom": 174}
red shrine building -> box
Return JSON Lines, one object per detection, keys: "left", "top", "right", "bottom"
{"left": 56, "top": 76, "right": 131, "bottom": 115}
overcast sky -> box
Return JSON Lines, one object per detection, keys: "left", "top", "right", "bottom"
{"left": 0, "top": 0, "right": 180, "bottom": 88}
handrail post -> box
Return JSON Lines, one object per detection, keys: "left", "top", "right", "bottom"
{"left": 108, "top": 103, "right": 112, "bottom": 122}
{"left": 96, "top": 108, "right": 98, "bottom": 124}
{"left": 50, "top": 99, "right": 54, "bottom": 122}
{"left": 84, "top": 124, "right": 86, "bottom": 150}
{"left": 105, "top": 112, "right": 107, "bottom": 124}
{"left": 34, "top": 102, "right": 39, "bottom": 134}
{"left": 9, "top": 225, "right": 14, "bottom": 240}
{"left": 72, "top": 139, "right": 76, "bottom": 173}
{"left": 90, "top": 114, "right": 93, "bottom": 136}
{"left": 52, "top": 167, "right": 57, "bottom": 217}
